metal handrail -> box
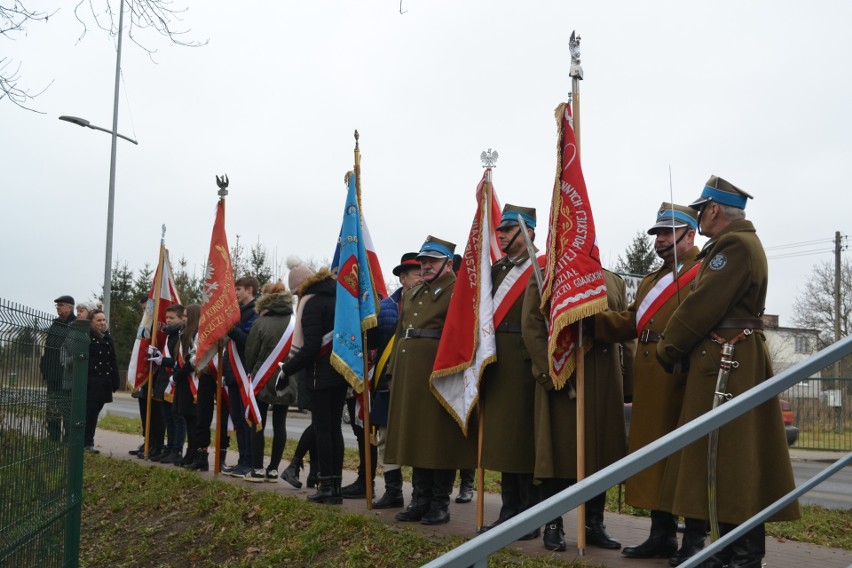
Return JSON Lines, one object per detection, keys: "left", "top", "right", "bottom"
{"left": 424, "top": 335, "right": 852, "bottom": 568}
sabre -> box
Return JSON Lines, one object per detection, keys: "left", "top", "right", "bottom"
{"left": 517, "top": 213, "right": 576, "bottom": 400}
{"left": 707, "top": 339, "right": 738, "bottom": 541}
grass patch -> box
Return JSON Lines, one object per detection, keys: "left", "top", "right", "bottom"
{"left": 96, "top": 415, "right": 852, "bottom": 551}
{"left": 81, "top": 456, "right": 599, "bottom": 567}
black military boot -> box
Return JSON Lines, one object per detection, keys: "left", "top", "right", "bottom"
{"left": 306, "top": 475, "right": 341, "bottom": 505}
{"left": 585, "top": 493, "right": 621, "bottom": 550}
{"left": 421, "top": 469, "right": 453, "bottom": 525}
{"left": 373, "top": 468, "right": 404, "bottom": 509}
{"left": 623, "top": 510, "right": 678, "bottom": 558}
{"left": 727, "top": 523, "right": 765, "bottom": 568}
{"left": 543, "top": 517, "right": 566, "bottom": 552}
{"left": 396, "top": 469, "right": 430, "bottom": 522}
{"left": 669, "top": 517, "right": 708, "bottom": 566}
{"left": 455, "top": 468, "right": 475, "bottom": 503}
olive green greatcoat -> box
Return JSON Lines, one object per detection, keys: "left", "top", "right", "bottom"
{"left": 593, "top": 246, "right": 699, "bottom": 510}
{"left": 385, "top": 270, "right": 477, "bottom": 470}
{"left": 656, "top": 219, "right": 800, "bottom": 523}
{"left": 480, "top": 254, "right": 537, "bottom": 474}
{"left": 522, "top": 269, "right": 631, "bottom": 480}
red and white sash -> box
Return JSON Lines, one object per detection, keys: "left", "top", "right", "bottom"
{"left": 251, "top": 318, "right": 296, "bottom": 395}
{"left": 164, "top": 340, "right": 175, "bottom": 402}
{"left": 493, "top": 253, "right": 546, "bottom": 328}
{"left": 635, "top": 262, "right": 701, "bottom": 334}
{"left": 176, "top": 347, "right": 200, "bottom": 401}
{"left": 227, "top": 340, "right": 262, "bottom": 430}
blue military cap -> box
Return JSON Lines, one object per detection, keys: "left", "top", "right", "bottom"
{"left": 690, "top": 175, "right": 753, "bottom": 210}
{"left": 647, "top": 202, "right": 699, "bottom": 234}
{"left": 496, "top": 204, "right": 536, "bottom": 231}
{"left": 417, "top": 235, "right": 455, "bottom": 260}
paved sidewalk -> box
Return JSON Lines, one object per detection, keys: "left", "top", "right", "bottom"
{"left": 89, "top": 429, "right": 851, "bottom": 567}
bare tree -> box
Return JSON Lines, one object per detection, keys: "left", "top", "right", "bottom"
{"left": 791, "top": 259, "right": 852, "bottom": 347}
{"left": 1, "top": 0, "right": 204, "bottom": 110}
{"left": 0, "top": 3, "right": 55, "bottom": 110}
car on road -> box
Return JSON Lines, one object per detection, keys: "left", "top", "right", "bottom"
{"left": 780, "top": 399, "right": 799, "bottom": 446}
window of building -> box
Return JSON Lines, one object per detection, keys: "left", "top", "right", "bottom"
{"left": 794, "top": 335, "right": 812, "bottom": 354}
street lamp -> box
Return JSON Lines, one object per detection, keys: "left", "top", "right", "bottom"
{"left": 59, "top": 114, "right": 137, "bottom": 325}
{"left": 58, "top": 0, "right": 131, "bottom": 326}
{"left": 59, "top": 116, "right": 138, "bottom": 145}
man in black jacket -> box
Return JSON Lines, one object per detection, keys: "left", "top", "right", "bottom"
{"left": 41, "top": 295, "right": 77, "bottom": 441}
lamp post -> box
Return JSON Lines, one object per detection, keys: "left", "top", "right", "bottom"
{"left": 58, "top": 0, "right": 132, "bottom": 325}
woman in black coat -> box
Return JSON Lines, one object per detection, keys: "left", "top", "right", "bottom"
{"left": 172, "top": 304, "right": 201, "bottom": 467}
{"left": 84, "top": 309, "right": 120, "bottom": 452}
{"left": 279, "top": 269, "right": 348, "bottom": 504}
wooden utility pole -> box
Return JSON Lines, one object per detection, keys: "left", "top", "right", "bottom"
{"left": 833, "top": 231, "right": 843, "bottom": 433}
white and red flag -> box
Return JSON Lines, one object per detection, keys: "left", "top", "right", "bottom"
{"left": 127, "top": 244, "right": 181, "bottom": 390}
{"left": 196, "top": 199, "right": 241, "bottom": 370}
{"left": 476, "top": 173, "right": 503, "bottom": 263}
{"left": 429, "top": 169, "right": 498, "bottom": 435}
{"left": 540, "top": 103, "right": 607, "bottom": 389}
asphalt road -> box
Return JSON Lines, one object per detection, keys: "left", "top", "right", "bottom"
{"left": 105, "top": 396, "right": 851, "bottom": 509}
{"left": 106, "top": 394, "right": 358, "bottom": 449}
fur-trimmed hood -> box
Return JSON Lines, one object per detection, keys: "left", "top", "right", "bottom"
{"left": 298, "top": 268, "right": 335, "bottom": 297}
{"left": 255, "top": 290, "right": 294, "bottom": 316}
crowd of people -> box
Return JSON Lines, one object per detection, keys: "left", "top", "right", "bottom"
{"left": 40, "top": 175, "right": 798, "bottom": 568}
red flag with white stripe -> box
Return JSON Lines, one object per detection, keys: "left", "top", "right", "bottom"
{"left": 127, "top": 245, "right": 181, "bottom": 390}
{"left": 429, "top": 170, "right": 497, "bottom": 435}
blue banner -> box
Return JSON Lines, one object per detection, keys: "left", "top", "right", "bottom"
{"left": 330, "top": 174, "right": 379, "bottom": 392}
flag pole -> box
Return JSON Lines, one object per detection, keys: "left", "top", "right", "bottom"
{"left": 475, "top": 162, "right": 496, "bottom": 531}
{"left": 212, "top": 185, "right": 228, "bottom": 478}
{"left": 214, "top": 341, "right": 224, "bottom": 476}
{"left": 143, "top": 226, "right": 167, "bottom": 460}
{"left": 569, "top": 29, "right": 587, "bottom": 556}
{"left": 355, "top": 130, "right": 374, "bottom": 509}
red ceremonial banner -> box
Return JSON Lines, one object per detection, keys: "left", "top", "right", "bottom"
{"left": 196, "top": 200, "right": 241, "bottom": 370}
{"left": 126, "top": 245, "right": 181, "bottom": 390}
{"left": 540, "top": 103, "right": 607, "bottom": 388}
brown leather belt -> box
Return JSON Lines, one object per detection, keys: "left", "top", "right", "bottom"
{"left": 715, "top": 318, "right": 763, "bottom": 330}
{"left": 496, "top": 322, "right": 522, "bottom": 333}
{"left": 639, "top": 329, "right": 663, "bottom": 343}
{"left": 403, "top": 327, "right": 442, "bottom": 339}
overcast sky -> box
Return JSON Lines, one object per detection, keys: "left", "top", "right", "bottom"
{"left": 3, "top": 0, "right": 850, "bottom": 325}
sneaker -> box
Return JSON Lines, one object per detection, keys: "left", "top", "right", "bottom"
{"left": 128, "top": 444, "right": 144, "bottom": 456}
{"left": 245, "top": 469, "right": 266, "bottom": 483}
{"left": 220, "top": 463, "right": 235, "bottom": 474}
{"left": 265, "top": 469, "right": 279, "bottom": 483}
{"left": 228, "top": 464, "right": 252, "bottom": 478}
{"left": 84, "top": 446, "right": 100, "bottom": 454}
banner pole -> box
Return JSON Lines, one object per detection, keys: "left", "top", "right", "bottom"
{"left": 568, "top": 29, "right": 587, "bottom": 556}
{"left": 354, "top": 130, "right": 374, "bottom": 509}
{"left": 214, "top": 342, "right": 224, "bottom": 476}
{"left": 143, "top": 234, "right": 166, "bottom": 460}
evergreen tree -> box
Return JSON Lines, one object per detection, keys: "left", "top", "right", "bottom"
{"left": 615, "top": 231, "right": 661, "bottom": 276}
{"left": 173, "top": 256, "right": 204, "bottom": 305}
{"left": 247, "top": 239, "right": 274, "bottom": 288}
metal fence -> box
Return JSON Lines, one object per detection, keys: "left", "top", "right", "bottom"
{"left": 423, "top": 335, "right": 852, "bottom": 568}
{"left": 784, "top": 377, "right": 851, "bottom": 451}
{"left": 0, "top": 299, "right": 88, "bottom": 568}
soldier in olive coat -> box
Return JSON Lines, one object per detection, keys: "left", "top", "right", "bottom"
{"left": 594, "top": 203, "right": 705, "bottom": 564}
{"left": 656, "top": 176, "right": 800, "bottom": 568}
{"left": 386, "top": 236, "right": 477, "bottom": 526}
{"left": 479, "top": 205, "right": 541, "bottom": 539}
{"left": 522, "top": 268, "right": 632, "bottom": 552}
